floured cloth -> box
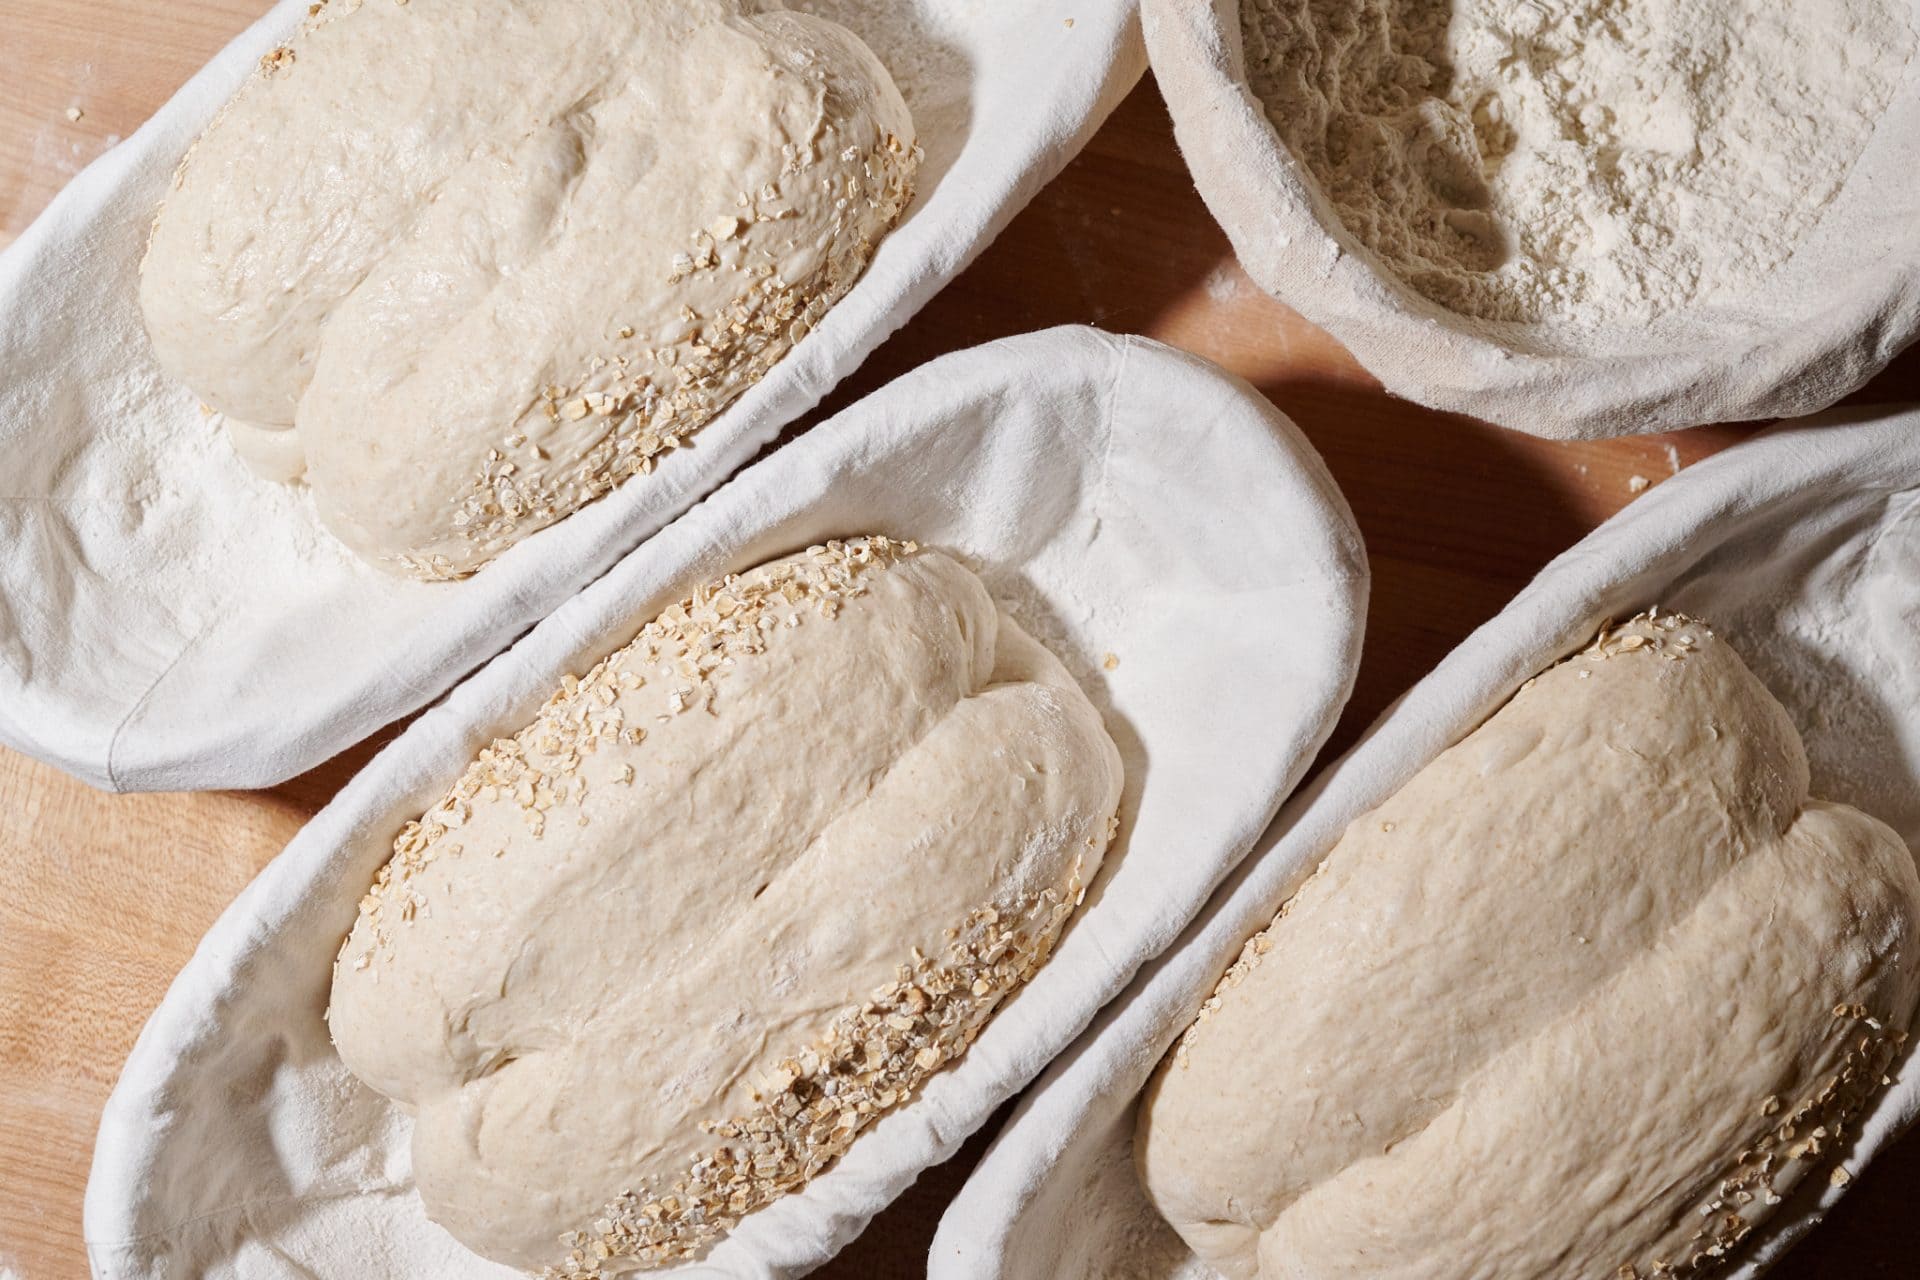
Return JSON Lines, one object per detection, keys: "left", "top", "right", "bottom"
{"left": 1144, "top": 0, "right": 1920, "bottom": 438}
{"left": 936, "top": 400, "right": 1920, "bottom": 1280}
{"left": 82, "top": 328, "right": 1369, "bottom": 1280}
{"left": 0, "top": 0, "right": 1145, "bottom": 793}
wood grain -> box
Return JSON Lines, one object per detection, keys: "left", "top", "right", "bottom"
{"left": 2, "top": 5, "right": 1918, "bottom": 1278}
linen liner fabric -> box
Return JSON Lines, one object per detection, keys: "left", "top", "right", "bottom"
{"left": 935, "top": 400, "right": 1920, "bottom": 1280}
{"left": 82, "top": 328, "right": 1370, "bottom": 1280}
{"left": 0, "top": 0, "right": 1146, "bottom": 795}
{"left": 1143, "top": 0, "right": 1920, "bottom": 438}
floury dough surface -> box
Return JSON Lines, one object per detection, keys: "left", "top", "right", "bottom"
{"left": 326, "top": 540, "right": 1124, "bottom": 1273}
{"left": 140, "top": 0, "right": 916, "bottom": 579}
{"left": 1136, "top": 614, "right": 1920, "bottom": 1280}
{"left": 1241, "top": 0, "right": 1917, "bottom": 328}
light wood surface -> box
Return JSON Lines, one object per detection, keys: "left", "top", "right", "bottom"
{"left": 3, "top": 5, "right": 1919, "bottom": 1278}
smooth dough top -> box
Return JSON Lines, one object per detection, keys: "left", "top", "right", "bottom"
{"left": 327, "top": 538, "right": 1124, "bottom": 1274}
{"left": 1138, "top": 613, "right": 1920, "bottom": 1280}
{"left": 141, "top": 0, "right": 916, "bottom": 579}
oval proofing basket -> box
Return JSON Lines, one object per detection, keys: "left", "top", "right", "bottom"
{"left": 935, "top": 401, "right": 1920, "bottom": 1280}
{"left": 0, "top": 0, "right": 1146, "bottom": 792}
{"left": 83, "top": 327, "right": 1369, "bottom": 1280}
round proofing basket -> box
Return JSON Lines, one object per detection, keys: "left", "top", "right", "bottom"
{"left": 1145, "top": 0, "right": 1920, "bottom": 438}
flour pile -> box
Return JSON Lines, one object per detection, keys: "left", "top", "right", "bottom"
{"left": 1242, "top": 0, "right": 1916, "bottom": 327}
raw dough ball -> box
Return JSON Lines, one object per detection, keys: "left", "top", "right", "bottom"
{"left": 141, "top": 0, "right": 916, "bottom": 578}
{"left": 328, "top": 538, "right": 1124, "bottom": 1271}
{"left": 1138, "top": 612, "right": 1920, "bottom": 1280}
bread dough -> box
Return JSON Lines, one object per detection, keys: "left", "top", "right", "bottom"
{"left": 140, "top": 0, "right": 916, "bottom": 579}
{"left": 1137, "top": 613, "right": 1920, "bottom": 1279}
{"left": 327, "top": 538, "right": 1124, "bottom": 1273}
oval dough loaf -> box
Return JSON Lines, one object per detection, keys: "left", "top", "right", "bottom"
{"left": 327, "top": 537, "right": 1124, "bottom": 1273}
{"left": 140, "top": 0, "right": 916, "bottom": 579}
{"left": 1137, "top": 613, "right": 1920, "bottom": 1280}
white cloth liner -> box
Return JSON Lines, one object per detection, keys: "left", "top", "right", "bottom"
{"left": 0, "top": 0, "right": 1145, "bottom": 793}
{"left": 82, "top": 327, "right": 1370, "bottom": 1280}
{"left": 1143, "top": 0, "right": 1920, "bottom": 439}
{"left": 935, "top": 400, "right": 1920, "bottom": 1280}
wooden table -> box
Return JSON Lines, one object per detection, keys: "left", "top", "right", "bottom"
{"left": 3, "top": 5, "right": 1918, "bottom": 1277}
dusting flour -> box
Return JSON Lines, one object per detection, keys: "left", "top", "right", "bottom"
{"left": 1241, "top": 0, "right": 1917, "bottom": 326}
{"left": 0, "top": 0, "right": 1047, "bottom": 789}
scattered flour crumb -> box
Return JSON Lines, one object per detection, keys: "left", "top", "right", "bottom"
{"left": 1202, "top": 261, "right": 1249, "bottom": 305}
{"left": 1628, "top": 474, "right": 1651, "bottom": 494}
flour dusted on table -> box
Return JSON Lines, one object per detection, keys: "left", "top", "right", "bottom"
{"left": 1241, "top": 0, "right": 1917, "bottom": 328}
